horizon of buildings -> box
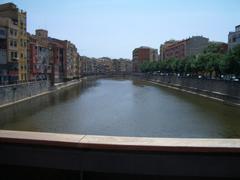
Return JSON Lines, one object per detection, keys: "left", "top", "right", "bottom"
{"left": 0, "top": 2, "right": 240, "bottom": 80}
{"left": 132, "top": 25, "right": 240, "bottom": 72}
{"left": 0, "top": 2, "right": 132, "bottom": 85}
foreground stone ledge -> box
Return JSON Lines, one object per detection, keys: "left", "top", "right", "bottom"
{"left": 1, "top": 130, "right": 240, "bottom": 153}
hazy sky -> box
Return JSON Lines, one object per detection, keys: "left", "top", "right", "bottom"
{"left": 1, "top": 0, "right": 240, "bottom": 59}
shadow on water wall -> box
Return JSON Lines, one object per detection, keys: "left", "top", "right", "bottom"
{"left": 136, "top": 80, "right": 240, "bottom": 138}
{"left": 0, "top": 80, "right": 97, "bottom": 126}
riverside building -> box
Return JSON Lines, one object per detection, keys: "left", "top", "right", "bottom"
{"left": 0, "top": 3, "right": 27, "bottom": 83}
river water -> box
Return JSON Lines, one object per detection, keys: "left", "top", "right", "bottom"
{"left": 0, "top": 78, "right": 240, "bottom": 138}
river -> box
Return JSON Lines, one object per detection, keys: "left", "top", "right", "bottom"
{"left": 0, "top": 77, "right": 240, "bottom": 138}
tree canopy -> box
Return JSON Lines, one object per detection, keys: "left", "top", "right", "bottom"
{"left": 140, "top": 44, "right": 240, "bottom": 77}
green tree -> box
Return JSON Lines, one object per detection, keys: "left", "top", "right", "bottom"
{"left": 220, "top": 45, "right": 240, "bottom": 76}
{"left": 184, "top": 58, "right": 192, "bottom": 74}
{"left": 140, "top": 61, "right": 149, "bottom": 73}
{"left": 158, "top": 61, "right": 167, "bottom": 72}
{"left": 176, "top": 60, "right": 185, "bottom": 74}
{"left": 197, "top": 53, "right": 223, "bottom": 78}
{"left": 204, "top": 43, "right": 227, "bottom": 54}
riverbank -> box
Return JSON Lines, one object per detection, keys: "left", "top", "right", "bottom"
{"left": 0, "top": 79, "right": 82, "bottom": 109}
{"left": 1, "top": 74, "right": 240, "bottom": 109}
{"left": 142, "top": 75, "right": 240, "bottom": 107}
{"left": 0, "top": 74, "right": 131, "bottom": 109}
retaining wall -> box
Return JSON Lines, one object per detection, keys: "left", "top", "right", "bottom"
{"left": 144, "top": 75, "right": 240, "bottom": 105}
{"left": 0, "top": 81, "right": 50, "bottom": 106}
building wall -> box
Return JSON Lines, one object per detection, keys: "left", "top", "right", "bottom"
{"left": 0, "top": 26, "right": 7, "bottom": 65}
{"left": 1, "top": 3, "right": 82, "bottom": 85}
{"left": 119, "top": 60, "right": 132, "bottom": 73}
{"left": 0, "top": 41, "right": 7, "bottom": 83}
{"left": 36, "top": 46, "right": 49, "bottom": 80}
{"left": 0, "top": 16, "right": 18, "bottom": 84}
{"left": 160, "top": 40, "right": 178, "bottom": 61}
{"left": 228, "top": 25, "right": 240, "bottom": 50}
{"left": 0, "top": 3, "right": 28, "bottom": 83}
{"left": 0, "top": 3, "right": 18, "bottom": 21}
{"left": 80, "top": 57, "right": 132, "bottom": 75}
{"left": 162, "top": 36, "right": 209, "bottom": 61}
{"left": 28, "top": 30, "right": 50, "bottom": 81}
{"left": 27, "top": 36, "right": 37, "bottom": 80}
{"left": 73, "top": 46, "right": 79, "bottom": 79}
{"left": 132, "top": 47, "right": 158, "bottom": 72}
{"left": 48, "top": 38, "right": 66, "bottom": 83}
{"left": 17, "top": 11, "right": 27, "bottom": 81}
{"left": 149, "top": 49, "right": 158, "bottom": 62}
{"left": 164, "top": 40, "right": 186, "bottom": 60}
{"left": 65, "top": 41, "right": 77, "bottom": 80}
{"left": 186, "top": 36, "right": 209, "bottom": 57}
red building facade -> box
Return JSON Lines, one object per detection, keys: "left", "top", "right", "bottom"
{"left": 164, "top": 40, "right": 187, "bottom": 60}
{"left": 48, "top": 38, "right": 66, "bottom": 84}
{"left": 27, "top": 34, "right": 37, "bottom": 80}
{"left": 132, "top": 46, "right": 158, "bottom": 72}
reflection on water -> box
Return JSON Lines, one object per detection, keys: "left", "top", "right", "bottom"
{"left": 0, "top": 78, "right": 240, "bottom": 138}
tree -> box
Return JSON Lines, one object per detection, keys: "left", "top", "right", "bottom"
{"left": 220, "top": 45, "right": 240, "bottom": 76}
{"left": 201, "top": 53, "right": 223, "bottom": 78}
{"left": 184, "top": 57, "right": 193, "bottom": 74}
{"left": 232, "top": 44, "right": 240, "bottom": 58}
{"left": 195, "top": 54, "right": 208, "bottom": 75}
{"left": 204, "top": 43, "right": 227, "bottom": 54}
{"left": 168, "top": 58, "right": 178, "bottom": 73}
{"left": 176, "top": 60, "right": 185, "bottom": 74}
{"left": 158, "top": 61, "right": 167, "bottom": 72}
{"left": 140, "top": 61, "right": 149, "bottom": 73}
{"left": 140, "top": 44, "right": 239, "bottom": 77}
{"left": 223, "top": 53, "right": 240, "bottom": 76}
{"left": 140, "top": 61, "right": 159, "bottom": 73}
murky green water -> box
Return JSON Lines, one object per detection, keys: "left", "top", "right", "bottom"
{"left": 0, "top": 78, "right": 240, "bottom": 138}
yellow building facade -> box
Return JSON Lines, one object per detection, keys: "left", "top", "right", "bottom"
{"left": 17, "top": 11, "right": 27, "bottom": 81}
{"left": 0, "top": 3, "right": 28, "bottom": 82}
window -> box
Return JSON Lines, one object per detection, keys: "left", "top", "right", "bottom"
{"left": 10, "top": 29, "right": 13, "bottom": 35}
{"left": 14, "top": 41, "right": 17, "bottom": 47}
{"left": 0, "top": 28, "right": 6, "bottom": 35}
{"left": 10, "top": 51, "right": 18, "bottom": 60}
{"left": 236, "top": 37, "right": 240, "bottom": 43}
{"left": 10, "top": 40, "right": 13, "bottom": 47}
{"left": 13, "top": 20, "right": 18, "bottom": 25}
{"left": 11, "top": 52, "right": 14, "bottom": 59}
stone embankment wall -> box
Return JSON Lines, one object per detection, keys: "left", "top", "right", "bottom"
{"left": 0, "top": 74, "right": 239, "bottom": 107}
{"left": 144, "top": 75, "right": 240, "bottom": 106}
{"left": 0, "top": 80, "right": 50, "bottom": 106}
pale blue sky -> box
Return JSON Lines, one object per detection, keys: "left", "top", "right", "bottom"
{"left": 1, "top": 0, "right": 240, "bottom": 59}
